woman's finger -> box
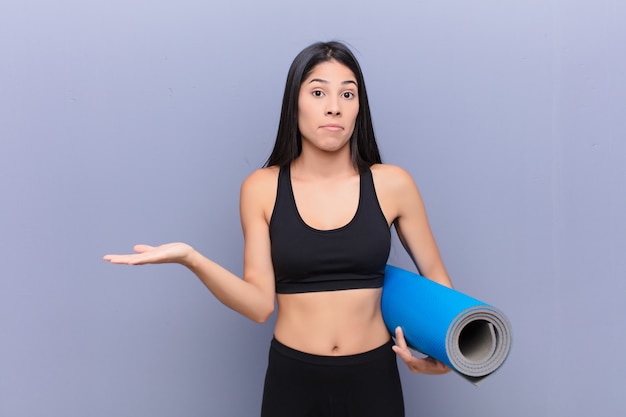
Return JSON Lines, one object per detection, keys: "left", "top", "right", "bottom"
{"left": 394, "top": 326, "right": 408, "bottom": 349}
{"left": 392, "top": 327, "right": 414, "bottom": 364}
{"left": 133, "top": 244, "right": 155, "bottom": 253}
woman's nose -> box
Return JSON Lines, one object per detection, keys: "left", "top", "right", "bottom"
{"left": 326, "top": 98, "right": 341, "bottom": 116}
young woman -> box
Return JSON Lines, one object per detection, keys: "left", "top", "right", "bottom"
{"left": 104, "top": 41, "right": 452, "bottom": 417}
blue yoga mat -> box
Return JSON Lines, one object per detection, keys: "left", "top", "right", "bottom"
{"left": 382, "top": 265, "right": 512, "bottom": 385}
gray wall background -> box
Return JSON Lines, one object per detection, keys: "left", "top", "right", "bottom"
{"left": 1, "top": 0, "right": 625, "bottom": 416}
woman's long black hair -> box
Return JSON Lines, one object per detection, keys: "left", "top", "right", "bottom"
{"left": 264, "top": 41, "right": 382, "bottom": 172}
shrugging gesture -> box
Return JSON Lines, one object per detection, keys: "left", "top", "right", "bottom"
{"left": 103, "top": 41, "right": 456, "bottom": 417}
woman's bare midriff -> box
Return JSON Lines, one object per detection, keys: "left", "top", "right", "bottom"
{"left": 273, "top": 288, "right": 391, "bottom": 356}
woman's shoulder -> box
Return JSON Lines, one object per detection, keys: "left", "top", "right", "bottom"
{"left": 242, "top": 166, "right": 280, "bottom": 188}
{"left": 240, "top": 166, "right": 280, "bottom": 209}
{"left": 370, "top": 163, "right": 417, "bottom": 191}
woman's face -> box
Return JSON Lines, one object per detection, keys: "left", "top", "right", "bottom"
{"left": 297, "top": 60, "right": 359, "bottom": 154}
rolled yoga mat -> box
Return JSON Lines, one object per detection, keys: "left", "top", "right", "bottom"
{"left": 382, "top": 264, "right": 512, "bottom": 385}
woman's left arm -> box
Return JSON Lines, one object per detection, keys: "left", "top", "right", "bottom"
{"left": 374, "top": 164, "right": 452, "bottom": 374}
{"left": 391, "top": 166, "right": 452, "bottom": 288}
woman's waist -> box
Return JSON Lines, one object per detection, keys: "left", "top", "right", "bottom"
{"left": 269, "top": 336, "right": 395, "bottom": 365}
{"left": 274, "top": 289, "right": 389, "bottom": 355}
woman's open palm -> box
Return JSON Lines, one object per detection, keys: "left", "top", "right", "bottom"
{"left": 103, "top": 243, "right": 193, "bottom": 266}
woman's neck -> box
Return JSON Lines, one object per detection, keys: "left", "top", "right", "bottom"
{"left": 293, "top": 144, "right": 356, "bottom": 179}
{"left": 292, "top": 157, "right": 357, "bottom": 180}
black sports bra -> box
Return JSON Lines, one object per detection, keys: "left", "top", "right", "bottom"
{"left": 269, "top": 165, "right": 391, "bottom": 294}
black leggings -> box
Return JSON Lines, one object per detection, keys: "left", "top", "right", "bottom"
{"left": 261, "top": 338, "right": 405, "bottom": 417}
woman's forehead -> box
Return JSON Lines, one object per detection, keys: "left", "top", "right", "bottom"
{"left": 304, "top": 60, "right": 357, "bottom": 85}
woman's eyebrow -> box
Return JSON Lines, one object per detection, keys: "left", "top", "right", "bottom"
{"left": 308, "top": 78, "right": 357, "bottom": 86}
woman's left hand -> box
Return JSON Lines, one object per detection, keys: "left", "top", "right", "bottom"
{"left": 392, "top": 327, "right": 451, "bottom": 375}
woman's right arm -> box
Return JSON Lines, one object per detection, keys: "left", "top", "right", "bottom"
{"left": 103, "top": 168, "right": 277, "bottom": 323}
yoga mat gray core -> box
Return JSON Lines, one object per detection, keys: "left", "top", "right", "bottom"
{"left": 458, "top": 320, "right": 496, "bottom": 363}
{"left": 446, "top": 307, "right": 512, "bottom": 383}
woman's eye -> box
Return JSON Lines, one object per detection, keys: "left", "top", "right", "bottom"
{"left": 343, "top": 91, "right": 355, "bottom": 99}
{"left": 313, "top": 90, "right": 323, "bottom": 97}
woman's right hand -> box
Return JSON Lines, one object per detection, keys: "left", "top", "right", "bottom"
{"left": 103, "top": 243, "right": 194, "bottom": 266}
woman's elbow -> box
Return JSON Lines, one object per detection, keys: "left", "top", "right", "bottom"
{"left": 250, "top": 303, "right": 275, "bottom": 324}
